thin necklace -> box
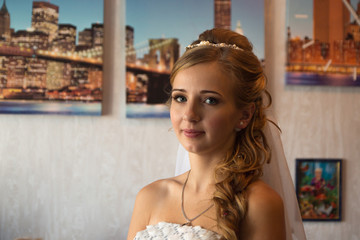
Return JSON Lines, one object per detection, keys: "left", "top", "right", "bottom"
{"left": 181, "top": 170, "right": 214, "bottom": 226}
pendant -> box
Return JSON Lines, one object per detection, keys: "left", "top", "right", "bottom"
{"left": 182, "top": 221, "right": 192, "bottom": 226}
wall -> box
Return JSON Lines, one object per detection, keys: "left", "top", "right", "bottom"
{"left": 0, "top": 0, "right": 359, "bottom": 239}
{"left": 265, "top": 0, "right": 360, "bottom": 239}
{"left": 0, "top": 1, "right": 178, "bottom": 239}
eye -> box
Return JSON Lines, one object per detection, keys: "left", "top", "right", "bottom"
{"left": 204, "top": 97, "right": 219, "bottom": 105}
{"left": 172, "top": 95, "right": 187, "bottom": 103}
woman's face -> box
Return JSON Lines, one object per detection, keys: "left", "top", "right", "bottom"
{"left": 170, "top": 61, "right": 244, "bottom": 158}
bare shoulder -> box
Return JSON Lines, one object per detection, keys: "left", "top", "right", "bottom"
{"left": 133, "top": 176, "right": 182, "bottom": 220}
{"left": 137, "top": 178, "right": 175, "bottom": 203}
{"left": 136, "top": 174, "right": 186, "bottom": 207}
{"left": 240, "top": 180, "right": 286, "bottom": 240}
{"left": 246, "top": 180, "right": 284, "bottom": 212}
{"left": 127, "top": 174, "right": 186, "bottom": 240}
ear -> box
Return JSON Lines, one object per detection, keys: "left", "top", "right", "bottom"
{"left": 235, "top": 103, "right": 255, "bottom": 130}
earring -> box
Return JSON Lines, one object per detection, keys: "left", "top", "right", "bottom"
{"left": 235, "top": 121, "right": 244, "bottom": 132}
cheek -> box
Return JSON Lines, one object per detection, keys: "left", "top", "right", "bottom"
{"left": 208, "top": 113, "right": 236, "bottom": 135}
{"left": 207, "top": 115, "right": 235, "bottom": 132}
{"left": 170, "top": 106, "right": 181, "bottom": 129}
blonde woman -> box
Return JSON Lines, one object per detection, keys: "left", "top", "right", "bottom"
{"left": 128, "top": 28, "right": 305, "bottom": 240}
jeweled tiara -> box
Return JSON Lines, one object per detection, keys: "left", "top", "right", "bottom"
{"left": 185, "top": 40, "right": 243, "bottom": 51}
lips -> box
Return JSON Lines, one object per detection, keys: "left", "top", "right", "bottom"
{"left": 182, "top": 129, "right": 205, "bottom": 138}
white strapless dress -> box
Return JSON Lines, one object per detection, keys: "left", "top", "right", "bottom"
{"left": 134, "top": 222, "right": 222, "bottom": 240}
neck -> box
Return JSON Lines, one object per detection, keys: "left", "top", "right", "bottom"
{"left": 187, "top": 152, "right": 223, "bottom": 193}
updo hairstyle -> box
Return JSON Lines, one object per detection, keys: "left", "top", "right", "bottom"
{"left": 170, "top": 28, "right": 273, "bottom": 240}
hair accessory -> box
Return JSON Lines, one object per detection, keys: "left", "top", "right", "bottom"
{"left": 181, "top": 170, "right": 214, "bottom": 226}
{"left": 222, "top": 210, "right": 229, "bottom": 217}
{"left": 186, "top": 41, "right": 244, "bottom": 51}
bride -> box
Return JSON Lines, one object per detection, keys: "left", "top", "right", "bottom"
{"left": 127, "top": 28, "right": 305, "bottom": 240}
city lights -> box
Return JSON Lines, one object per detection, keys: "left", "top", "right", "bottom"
{"left": 0, "top": 0, "right": 103, "bottom": 102}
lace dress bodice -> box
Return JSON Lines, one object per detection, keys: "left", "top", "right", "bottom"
{"left": 134, "top": 222, "right": 222, "bottom": 240}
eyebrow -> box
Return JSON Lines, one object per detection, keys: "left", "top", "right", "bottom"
{"left": 171, "top": 88, "right": 186, "bottom": 93}
{"left": 171, "top": 89, "right": 223, "bottom": 96}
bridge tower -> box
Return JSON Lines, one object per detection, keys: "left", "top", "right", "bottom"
{"left": 148, "top": 38, "right": 179, "bottom": 72}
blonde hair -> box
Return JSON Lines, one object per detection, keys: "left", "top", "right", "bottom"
{"left": 170, "top": 28, "right": 272, "bottom": 239}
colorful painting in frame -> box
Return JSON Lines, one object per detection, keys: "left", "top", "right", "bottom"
{"left": 295, "top": 158, "right": 342, "bottom": 221}
{"left": 0, "top": 0, "right": 103, "bottom": 115}
{"left": 286, "top": 0, "right": 360, "bottom": 86}
{"left": 125, "top": 0, "right": 265, "bottom": 118}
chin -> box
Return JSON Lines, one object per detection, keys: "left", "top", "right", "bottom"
{"left": 183, "top": 144, "right": 211, "bottom": 156}
{"left": 181, "top": 143, "right": 202, "bottom": 154}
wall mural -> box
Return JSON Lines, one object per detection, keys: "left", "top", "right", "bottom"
{"left": 0, "top": 0, "right": 103, "bottom": 115}
{"left": 125, "top": 0, "right": 265, "bottom": 118}
{"left": 286, "top": 0, "right": 360, "bottom": 86}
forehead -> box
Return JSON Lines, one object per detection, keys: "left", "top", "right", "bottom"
{"left": 172, "top": 62, "right": 235, "bottom": 92}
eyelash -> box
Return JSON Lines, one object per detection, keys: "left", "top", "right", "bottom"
{"left": 172, "top": 95, "right": 187, "bottom": 103}
{"left": 172, "top": 95, "right": 219, "bottom": 105}
{"left": 204, "top": 97, "right": 218, "bottom": 105}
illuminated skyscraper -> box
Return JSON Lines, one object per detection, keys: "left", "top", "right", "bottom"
{"left": 214, "top": 0, "right": 231, "bottom": 30}
{"left": 92, "top": 23, "right": 103, "bottom": 47}
{"left": 6, "top": 56, "right": 26, "bottom": 88}
{"left": 11, "top": 30, "right": 49, "bottom": 50}
{"left": 88, "top": 69, "right": 102, "bottom": 90}
{"left": 313, "top": 0, "right": 350, "bottom": 43}
{"left": 52, "top": 24, "right": 77, "bottom": 52}
{"left": 126, "top": 25, "right": 136, "bottom": 63}
{"left": 31, "top": 1, "right": 59, "bottom": 42}
{"left": 0, "top": 56, "right": 7, "bottom": 88}
{"left": 0, "top": 0, "right": 10, "bottom": 42}
{"left": 11, "top": 30, "right": 49, "bottom": 88}
{"left": 71, "top": 64, "right": 88, "bottom": 86}
{"left": 46, "top": 61, "right": 71, "bottom": 90}
{"left": 25, "top": 58, "right": 47, "bottom": 89}
{"left": 78, "top": 28, "right": 92, "bottom": 48}
{"left": 91, "top": 23, "right": 104, "bottom": 47}
{"left": 77, "top": 24, "right": 103, "bottom": 51}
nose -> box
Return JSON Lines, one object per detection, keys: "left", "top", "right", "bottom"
{"left": 183, "top": 100, "right": 201, "bottom": 122}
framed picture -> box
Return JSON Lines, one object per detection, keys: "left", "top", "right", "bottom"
{"left": 125, "top": 0, "right": 265, "bottom": 118}
{"left": 286, "top": 0, "right": 360, "bottom": 86}
{"left": 295, "top": 158, "right": 342, "bottom": 221}
{"left": 0, "top": 0, "right": 104, "bottom": 115}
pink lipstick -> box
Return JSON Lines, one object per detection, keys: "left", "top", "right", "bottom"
{"left": 182, "top": 129, "right": 205, "bottom": 138}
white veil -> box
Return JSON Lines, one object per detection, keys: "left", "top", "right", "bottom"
{"left": 175, "top": 116, "right": 307, "bottom": 240}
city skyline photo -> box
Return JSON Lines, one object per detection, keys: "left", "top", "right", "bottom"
{"left": 127, "top": 0, "right": 264, "bottom": 59}
{"left": 0, "top": 0, "right": 104, "bottom": 115}
{"left": 7, "top": 0, "right": 103, "bottom": 39}
{"left": 125, "top": 0, "right": 264, "bottom": 118}
{"left": 286, "top": 0, "right": 360, "bottom": 86}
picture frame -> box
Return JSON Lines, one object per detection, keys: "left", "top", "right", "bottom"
{"left": 285, "top": 0, "right": 360, "bottom": 87}
{"left": 125, "top": 0, "right": 265, "bottom": 118}
{"left": 295, "top": 158, "right": 342, "bottom": 221}
{"left": 0, "top": 0, "right": 104, "bottom": 115}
